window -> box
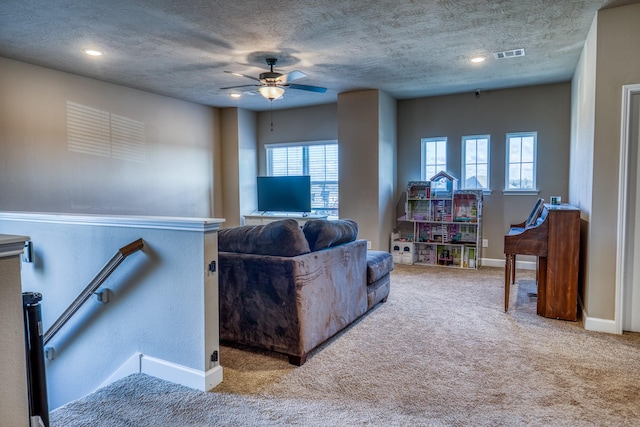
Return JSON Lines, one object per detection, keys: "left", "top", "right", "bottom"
{"left": 266, "top": 141, "right": 338, "bottom": 217}
{"left": 421, "top": 137, "right": 447, "bottom": 180}
{"left": 462, "top": 135, "right": 490, "bottom": 190}
{"left": 505, "top": 132, "right": 537, "bottom": 191}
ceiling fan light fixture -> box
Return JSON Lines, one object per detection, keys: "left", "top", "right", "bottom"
{"left": 259, "top": 85, "right": 285, "bottom": 100}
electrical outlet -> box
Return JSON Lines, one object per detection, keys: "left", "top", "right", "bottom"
{"left": 367, "top": 241, "right": 372, "bottom": 249}
{"left": 482, "top": 239, "right": 489, "bottom": 248}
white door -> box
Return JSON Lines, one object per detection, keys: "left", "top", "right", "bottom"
{"left": 623, "top": 92, "right": 640, "bottom": 332}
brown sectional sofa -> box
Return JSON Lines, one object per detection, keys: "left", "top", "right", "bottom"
{"left": 218, "top": 218, "right": 392, "bottom": 365}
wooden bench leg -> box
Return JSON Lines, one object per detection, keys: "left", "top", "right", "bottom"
{"left": 505, "top": 254, "right": 512, "bottom": 312}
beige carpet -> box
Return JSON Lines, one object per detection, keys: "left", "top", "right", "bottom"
{"left": 52, "top": 265, "right": 640, "bottom": 426}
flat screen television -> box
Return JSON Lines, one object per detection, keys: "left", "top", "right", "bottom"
{"left": 257, "top": 175, "right": 312, "bottom": 213}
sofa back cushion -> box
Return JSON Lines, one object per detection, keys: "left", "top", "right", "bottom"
{"left": 218, "top": 219, "right": 310, "bottom": 257}
{"left": 302, "top": 219, "right": 359, "bottom": 251}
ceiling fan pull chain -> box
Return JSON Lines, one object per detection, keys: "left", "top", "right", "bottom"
{"left": 270, "top": 101, "right": 274, "bottom": 131}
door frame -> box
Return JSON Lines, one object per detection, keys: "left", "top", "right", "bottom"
{"left": 615, "top": 83, "right": 640, "bottom": 333}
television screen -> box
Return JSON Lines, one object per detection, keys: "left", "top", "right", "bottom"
{"left": 257, "top": 176, "right": 312, "bottom": 213}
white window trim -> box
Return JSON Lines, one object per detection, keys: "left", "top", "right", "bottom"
{"left": 420, "top": 137, "right": 447, "bottom": 181}
{"left": 265, "top": 139, "right": 337, "bottom": 175}
{"left": 461, "top": 134, "right": 490, "bottom": 193}
{"left": 504, "top": 131, "right": 538, "bottom": 193}
{"left": 502, "top": 189, "right": 540, "bottom": 196}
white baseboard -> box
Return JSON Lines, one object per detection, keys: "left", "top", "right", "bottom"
{"left": 583, "top": 313, "right": 619, "bottom": 334}
{"left": 141, "top": 354, "right": 223, "bottom": 391}
{"left": 98, "top": 352, "right": 142, "bottom": 389}
{"left": 97, "top": 352, "right": 223, "bottom": 392}
{"left": 481, "top": 257, "right": 536, "bottom": 270}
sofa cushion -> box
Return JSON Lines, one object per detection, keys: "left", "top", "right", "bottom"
{"left": 302, "top": 219, "right": 359, "bottom": 251}
{"left": 366, "top": 250, "right": 394, "bottom": 284}
{"left": 218, "top": 219, "right": 310, "bottom": 257}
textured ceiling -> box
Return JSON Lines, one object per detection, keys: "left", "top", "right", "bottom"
{"left": 0, "top": 0, "right": 636, "bottom": 111}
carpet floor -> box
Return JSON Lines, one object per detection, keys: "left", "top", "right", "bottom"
{"left": 51, "top": 265, "right": 640, "bottom": 426}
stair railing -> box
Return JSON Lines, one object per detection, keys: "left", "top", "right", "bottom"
{"left": 43, "top": 238, "right": 144, "bottom": 346}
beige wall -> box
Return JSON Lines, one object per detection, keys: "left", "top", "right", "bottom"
{"left": 220, "top": 107, "right": 258, "bottom": 227}
{"left": 571, "top": 15, "right": 598, "bottom": 314}
{"left": 378, "top": 91, "right": 398, "bottom": 249}
{"left": 338, "top": 90, "right": 382, "bottom": 247}
{"left": 257, "top": 103, "right": 338, "bottom": 174}
{"left": 0, "top": 253, "right": 29, "bottom": 426}
{"left": 0, "top": 57, "right": 219, "bottom": 217}
{"left": 336, "top": 90, "right": 398, "bottom": 250}
{"left": 575, "top": 3, "right": 640, "bottom": 321}
{"left": 397, "top": 83, "right": 572, "bottom": 260}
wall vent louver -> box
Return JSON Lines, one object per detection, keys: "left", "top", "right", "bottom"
{"left": 493, "top": 48, "right": 525, "bottom": 59}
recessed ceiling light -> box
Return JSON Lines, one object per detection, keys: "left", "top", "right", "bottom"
{"left": 83, "top": 49, "right": 103, "bottom": 56}
{"left": 470, "top": 56, "right": 486, "bottom": 63}
{"left": 230, "top": 93, "right": 241, "bottom": 98}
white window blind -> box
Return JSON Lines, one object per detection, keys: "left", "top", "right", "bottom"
{"left": 266, "top": 141, "right": 338, "bottom": 217}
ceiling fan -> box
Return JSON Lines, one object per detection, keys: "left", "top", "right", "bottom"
{"left": 222, "top": 57, "right": 327, "bottom": 101}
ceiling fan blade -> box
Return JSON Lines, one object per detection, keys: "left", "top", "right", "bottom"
{"left": 278, "top": 70, "right": 307, "bottom": 84}
{"left": 224, "top": 71, "right": 260, "bottom": 82}
{"left": 220, "top": 84, "right": 259, "bottom": 90}
{"left": 288, "top": 83, "right": 327, "bottom": 94}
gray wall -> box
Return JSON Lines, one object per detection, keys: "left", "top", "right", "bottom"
{"left": 0, "top": 57, "right": 219, "bottom": 217}
{"left": 397, "top": 83, "right": 572, "bottom": 261}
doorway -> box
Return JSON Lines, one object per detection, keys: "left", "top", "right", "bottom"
{"left": 618, "top": 85, "right": 640, "bottom": 332}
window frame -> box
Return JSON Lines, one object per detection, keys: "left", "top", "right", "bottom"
{"left": 265, "top": 140, "right": 339, "bottom": 217}
{"left": 461, "top": 134, "right": 490, "bottom": 193}
{"left": 420, "top": 137, "right": 447, "bottom": 180}
{"left": 504, "top": 131, "right": 538, "bottom": 194}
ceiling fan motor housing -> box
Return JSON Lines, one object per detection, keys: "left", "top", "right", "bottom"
{"left": 259, "top": 71, "right": 282, "bottom": 82}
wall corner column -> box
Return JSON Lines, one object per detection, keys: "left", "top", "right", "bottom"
{"left": 338, "top": 90, "right": 397, "bottom": 250}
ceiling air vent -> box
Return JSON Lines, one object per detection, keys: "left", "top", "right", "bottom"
{"left": 493, "top": 48, "right": 525, "bottom": 59}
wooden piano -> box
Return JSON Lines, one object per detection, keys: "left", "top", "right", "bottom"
{"left": 504, "top": 199, "right": 580, "bottom": 321}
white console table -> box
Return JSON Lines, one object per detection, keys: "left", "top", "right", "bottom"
{"left": 244, "top": 213, "right": 327, "bottom": 226}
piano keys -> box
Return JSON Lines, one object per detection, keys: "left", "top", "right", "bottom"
{"left": 504, "top": 200, "right": 580, "bottom": 321}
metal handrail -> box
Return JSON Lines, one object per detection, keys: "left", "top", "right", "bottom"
{"left": 43, "top": 238, "right": 144, "bottom": 346}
